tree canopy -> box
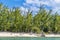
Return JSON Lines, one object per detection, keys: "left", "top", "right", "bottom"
{"left": 0, "top": 4, "right": 60, "bottom": 34}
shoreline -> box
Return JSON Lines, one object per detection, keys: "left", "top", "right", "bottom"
{"left": 0, "top": 32, "right": 60, "bottom": 37}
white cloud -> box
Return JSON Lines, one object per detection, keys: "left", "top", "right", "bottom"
{"left": 26, "top": 0, "right": 33, "bottom": 4}
{"left": 23, "top": 0, "right": 60, "bottom": 14}
{"left": 20, "top": 7, "right": 27, "bottom": 12}
{"left": 23, "top": 0, "right": 51, "bottom": 14}
{"left": 25, "top": 0, "right": 50, "bottom": 7}
{"left": 26, "top": 0, "right": 40, "bottom": 4}
{"left": 55, "top": 0, "right": 60, "bottom": 3}
{"left": 30, "top": 7, "right": 39, "bottom": 12}
{"left": 20, "top": 6, "right": 28, "bottom": 15}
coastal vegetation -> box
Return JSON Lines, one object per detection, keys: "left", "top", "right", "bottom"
{"left": 0, "top": 4, "right": 60, "bottom": 34}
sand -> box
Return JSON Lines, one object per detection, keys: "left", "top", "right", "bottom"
{"left": 0, "top": 32, "right": 38, "bottom": 37}
{"left": 0, "top": 32, "right": 60, "bottom": 37}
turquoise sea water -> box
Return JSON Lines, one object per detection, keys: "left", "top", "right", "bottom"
{"left": 0, "top": 37, "right": 60, "bottom": 40}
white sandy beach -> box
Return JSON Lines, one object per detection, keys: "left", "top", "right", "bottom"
{"left": 0, "top": 32, "right": 60, "bottom": 37}
{"left": 0, "top": 32, "right": 38, "bottom": 37}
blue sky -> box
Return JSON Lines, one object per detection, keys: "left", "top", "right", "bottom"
{"left": 0, "top": 0, "right": 60, "bottom": 14}
{"left": 0, "top": 0, "right": 25, "bottom": 8}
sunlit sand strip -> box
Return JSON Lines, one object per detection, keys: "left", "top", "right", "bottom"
{"left": 0, "top": 32, "right": 60, "bottom": 37}
{"left": 0, "top": 32, "right": 38, "bottom": 37}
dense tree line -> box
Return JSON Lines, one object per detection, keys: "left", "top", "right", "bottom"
{"left": 0, "top": 4, "right": 60, "bottom": 34}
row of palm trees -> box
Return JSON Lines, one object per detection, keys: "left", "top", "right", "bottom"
{"left": 0, "top": 4, "right": 60, "bottom": 34}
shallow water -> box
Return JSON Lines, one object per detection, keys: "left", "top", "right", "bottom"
{"left": 0, "top": 37, "right": 60, "bottom": 40}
